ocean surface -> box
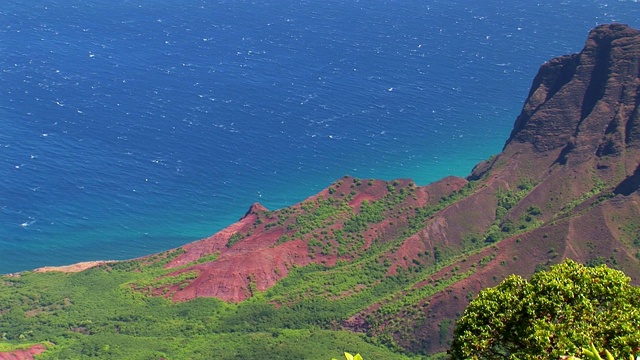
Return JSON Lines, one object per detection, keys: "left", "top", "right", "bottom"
{"left": 1, "top": 0, "right": 638, "bottom": 273}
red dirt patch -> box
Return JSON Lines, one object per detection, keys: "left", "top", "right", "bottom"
{"left": 0, "top": 344, "right": 46, "bottom": 360}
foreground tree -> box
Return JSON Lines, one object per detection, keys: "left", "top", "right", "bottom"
{"left": 449, "top": 259, "right": 640, "bottom": 359}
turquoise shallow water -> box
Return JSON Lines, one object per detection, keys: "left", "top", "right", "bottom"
{"left": 1, "top": 0, "right": 639, "bottom": 273}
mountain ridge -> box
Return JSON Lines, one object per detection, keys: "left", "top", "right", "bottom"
{"left": 152, "top": 23, "right": 640, "bottom": 354}
{"left": 2, "top": 23, "right": 640, "bottom": 359}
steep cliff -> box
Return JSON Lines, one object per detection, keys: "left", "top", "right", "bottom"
{"left": 2, "top": 24, "right": 639, "bottom": 359}
{"left": 367, "top": 23, "right": 640, "bottom": 353}
{"left": 134, "top": 23, "right": 640, "bottom": 354}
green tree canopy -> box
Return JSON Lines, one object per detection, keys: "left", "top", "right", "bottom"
{"left": 449, "top": 259, "right": 640, "bottom": 359}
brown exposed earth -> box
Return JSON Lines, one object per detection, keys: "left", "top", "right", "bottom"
{"left": 0, "top": 345, "right": 46, "bottom": 360}
{"left": 33, "top": 261, "right": 113, "bottom": 273}
{"left": 153, "top": 176, "right": 468, "bottom": 303}
{"left": 358, "top": 23, "right": 640, "bottom": 353}
{"left": 121, "top": 23, "right": 640, "bottom": 355}
{"left": 381, "top": 23, "right": 640, "bottom": 353}
{"left": 22, "top": 23, "right": 638, "bottom": 357}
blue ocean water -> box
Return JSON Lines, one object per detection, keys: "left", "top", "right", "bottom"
{"left": 0, "top": 0, "right": 638, "bottom": 273}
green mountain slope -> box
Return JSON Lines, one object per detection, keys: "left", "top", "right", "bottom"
{"left": 1, "top": 23, "right": 639, "bottom": 359}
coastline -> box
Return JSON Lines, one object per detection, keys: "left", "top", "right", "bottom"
{"left": 32, "top": 260, "right": 116, "bottom": 274}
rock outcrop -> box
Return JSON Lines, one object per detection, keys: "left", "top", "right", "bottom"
{"left": 506, "top": 23, "right": 640, "bottom": 156}
{"left": 393, "top": 23, "right": 640, "bottom": 354}
{"left": 153, "top": 176, "right": 467, "bottom": 303}
{"left": 3, "top": 23, "right": 640, "bottom": 360}
{"left": 132, "top": 24, "right": 640, "bottom": 355}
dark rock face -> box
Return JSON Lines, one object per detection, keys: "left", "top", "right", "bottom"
{"left": 395, "top": 24, "right": 640, "bottom": 354}
{"left": 134, "top": 24, "right": 640, "bottom": 356}
{"left": 240, "top": 202, "right": 268, "bottom": 220}
{"left": 506, "top": 24, "right": 640, "bottom": 159}
{"left": 615, "top": 163, "right": 640, "bottom": 196}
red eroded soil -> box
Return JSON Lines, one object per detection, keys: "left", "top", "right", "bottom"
{"left": 149, "top": 176, "right": 467, "bottom": 303}
{"left": 0, "top": 345, "right": 46, "bottom": 360}
{"left": 109, "top": 24, "right": 640, "bottom": 356}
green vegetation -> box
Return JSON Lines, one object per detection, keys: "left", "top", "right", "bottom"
{"left": 495, "top": 178, "right": 535, "bottom": 217}
{"left": 134, "top": 270, "right": 199, "bottom": 292}
{"left": 333, "top": 352, "right": 363, "bottom": 360}
{"left": 227, "top": 232, "right": 245, "bottom": 247}
{"left": 343, "top": 200, "right": 385, "bottom": 233}
{"left": 450, "top": 260, "right": 640, "bottom": 359}
{"left": 404, "top": 181, "right": 477, "bottom": 236}
{"left": 556, "top": 175, "right": 608, "bottom": 218}
{"left": 0, "top": 168, "right": 634, "bottom": 359}
{"left": 0, "top": 176, "right": 479, "bottom": 358}
{"left": 0, "top": 341, "right": 48, "bottom": 351}
{"left": 293, "top": 196, "right": 352, "bottom": 237}
{"left": 192, "top": 251, "right": 220, "bottom": 265}
{"left": 484, "top": 178, "right": 541, "bottom": 244}
{"left": 565, "top": 343, "right": 639, "bottom": 360}
{"left": 0, "top": 261, "right": 412, "bottom": 359}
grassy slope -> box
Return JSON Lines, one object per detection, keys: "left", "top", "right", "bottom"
{"left": 0, "top": 257, "right": 414, "bottom": 359}
{"left": 1, "top": 162, "right": 639, "bottom": 359}
{"left": 1, "top": 169, "right": 637, "bottom": 358}
{"left": 0, "top": 177, "right": 478, "bottom": 359}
